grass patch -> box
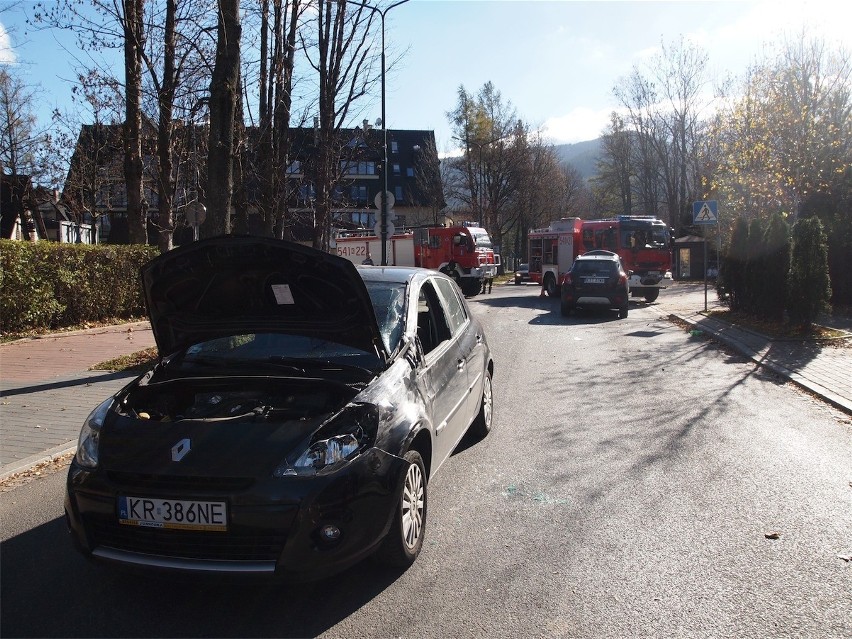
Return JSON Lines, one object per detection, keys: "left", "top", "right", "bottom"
{"left": 706, "top": 310, "right": 847, "bottom": 340}
{"left": 91, "top": 346, "right": 158, "bottom": 372}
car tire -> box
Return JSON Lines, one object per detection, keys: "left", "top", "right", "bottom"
{"left": 618, "top": 304, "right": 628, "bottom": 319}
{"left": 461, "top": 279, "right": 482, "bottom": 297}
{"left": 560, "top": 300, "right": 572, "bottom": 317}
{"left": 376, "top": 450, "right": 427, "bottom": 568}
{"left": 544, "top": 274, "right": 557, "bottom": 298}
{"left": 469, "top": 370, "right": 493, "bottom": 439}
{"left": 644, "top": 289, "right": 659, "bottom": 303}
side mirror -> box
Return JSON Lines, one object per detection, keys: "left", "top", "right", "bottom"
{"left": 405, "top": 335, "right": 424, "bottom": 368}
{"left": 453, "top": 234, "right": 463, "bottom": 246}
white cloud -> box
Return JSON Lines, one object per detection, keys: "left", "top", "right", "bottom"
{"left": 543, "top": 107, "right": 615, "bottom": 144}
{"left": 0, "top": 22, "right": 17, "bottom": 64}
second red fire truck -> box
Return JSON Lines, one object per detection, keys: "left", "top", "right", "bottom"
{"left": 528, "top": 216, "right": 673, "bottom": 301}
{"left": 334, "top": 223, "right": 500, "bottom": 297}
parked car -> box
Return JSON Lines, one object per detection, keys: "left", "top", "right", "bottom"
{"left": 64, "top": 237, "right": 494, "bottom": 580}
{"left": 560, "top": 250, "right": 630, "bottom": 319}
{"left": 514, "top": 263, "right": 530, "bottom": 284}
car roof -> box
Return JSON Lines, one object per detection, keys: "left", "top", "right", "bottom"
{"left": 357, "top": 265, "right": 451, "bottom": 286}
{"left": 576, "top": 252, "right": 620, "bottom": 261}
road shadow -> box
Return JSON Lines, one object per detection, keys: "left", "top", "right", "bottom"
{"left": 1, "top": 515, "right": 409, "bottom": 638}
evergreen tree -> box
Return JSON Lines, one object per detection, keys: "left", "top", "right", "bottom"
{"left": 720, "top": 217, "right": 749, "bottom": 311}
{"left": 788, "top": 217, "right": 832, "bottom": 328}
{"left": 761, "top": 213, "right": 791, "bottom": 321}
{"left": 744, "top": 217, "right": 764, "bottom": 315}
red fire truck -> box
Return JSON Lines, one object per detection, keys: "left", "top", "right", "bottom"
{"left": 334, "top": 223, "right": 500, "bottom": 297}
{"left": 529, "top": 216, "right": 673, "bottom": 301}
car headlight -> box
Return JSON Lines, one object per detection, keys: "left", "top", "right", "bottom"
{"left": 75, "top": 398, "right": 112, "bottom": 469}
{"left": 274, "top": 404, "right": 381, "bottom": 477}
{"left": 295, "top": 433, "right": 360, "bottom": 469}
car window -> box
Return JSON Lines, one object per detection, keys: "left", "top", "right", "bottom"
{"left": 433, "top": 277, "right": 468, "bottom": 335}
{"left": 415, "top": 281, "right": 452, "bottom": 355}
{"left": 574, "top": 260, "right": 616, "bottom": 277}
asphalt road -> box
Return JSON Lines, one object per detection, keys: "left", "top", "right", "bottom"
{"left": 1, "top": 283, "right": 850, "bottom": 638}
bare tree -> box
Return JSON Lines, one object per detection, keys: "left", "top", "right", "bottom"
{"left": 593, "top": 111, "right": 633, "bottom": 215}
{"left": 33, "top": 0, "right": 149, "bottom": 243}
{"left": 54, "top": 78, "right": 125, "bottom": 238}
{"left": 302, "top": 0, "right": 380, "bottom": 250}
{"left": 138, "top": 0, "right": 217, "bottom": 251}
{"left": 412, "top": 135, "right": 445, "bottom": 226}
{"left": 562, "top": 162, "right": 594, "bottom": 218}
{"left": 447, "top": 82, "right": 520, "bottom": 250}
{"left": 509, "top": 125, "right": 568, "bottom": 260}
{"left": 0, "top": 67, "right": 48, "bottom": 180}
{"left": 613, "top": 37, "right": 711, "bottom": 232}
{"left": 253, "top": 0, "right": 302, "bottom": 239}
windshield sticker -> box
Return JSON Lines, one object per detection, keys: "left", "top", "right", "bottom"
{"left": 271, "top": 284, "right": 295, "bottom": 305}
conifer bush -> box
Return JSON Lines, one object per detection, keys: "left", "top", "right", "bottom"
{"left": 761, "top": 213, "right": 791, "bottom": 322}
{"left": 787, "top": 218, "right": 831, "bottom": 328}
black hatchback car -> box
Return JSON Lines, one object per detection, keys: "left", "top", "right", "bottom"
{"left": 559, "top": 251, "right": 630, "bottom": 319}
{"left": 64, "top": 237, "right": 494, "bottom": 579}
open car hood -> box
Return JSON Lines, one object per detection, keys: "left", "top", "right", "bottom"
{"left": 141, "top": 236, "right": 388, "bottom": 364}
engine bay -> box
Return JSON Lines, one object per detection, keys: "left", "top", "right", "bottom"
{"left": 120, "top": 377, "right": 359, "bottom": 422}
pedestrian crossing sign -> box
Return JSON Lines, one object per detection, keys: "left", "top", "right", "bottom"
{"left": 693, "top": 200, "right": 719, "bottom": 224}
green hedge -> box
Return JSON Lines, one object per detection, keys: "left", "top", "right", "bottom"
{"left": 0, "top": 240, "right": 159, "bottom": 335}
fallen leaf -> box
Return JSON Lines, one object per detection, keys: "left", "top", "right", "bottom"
{"left": 837, "top": 554, "right": 852, "bottom": 562}
{"left": 765, "top": 532, "right": 781, "bottom": 540}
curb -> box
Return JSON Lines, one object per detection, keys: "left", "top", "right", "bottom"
{"left": 2, "top": 320, "right": 152, "bottom": 345}
{"left": 0, "top": 440, "right": 77, "bottom": 483}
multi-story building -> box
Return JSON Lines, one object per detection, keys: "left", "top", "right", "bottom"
{"left": 62, "top": 122, "right": 446, "bottom": 245}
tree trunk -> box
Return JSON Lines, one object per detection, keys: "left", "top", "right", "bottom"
{"left": 205, "top": 0, "right": 241, "bottom": 237}
{"left": 123, "top": 0, "right": 146, "bottom": 244}
{"left": 156, "top": 0, "right": 177, "bottom": 253}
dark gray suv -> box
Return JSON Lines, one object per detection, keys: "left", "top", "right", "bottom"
{"left": 559, "top": 251, "right": 630, "bottom": 319}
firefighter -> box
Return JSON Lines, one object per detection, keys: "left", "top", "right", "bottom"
{"left": 481, "top": 276, "right": 493, "bottom": 294}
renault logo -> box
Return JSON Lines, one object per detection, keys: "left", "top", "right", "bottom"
{"left": 171, "top": 438, "right": 191, "bottom": 462}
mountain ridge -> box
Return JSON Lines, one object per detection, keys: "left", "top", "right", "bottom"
{"left": 554, "top": 138, "right": 602, "bottom": 181}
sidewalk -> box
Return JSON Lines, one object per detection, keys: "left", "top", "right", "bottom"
{"left": 1, "top": 322, "right": 156, "bottom": 479}
{"left": 674, "top": 311, "right": 852, "bottom": 416}
{"left": 1, "top": 292, "right": 850, "bottom": 480}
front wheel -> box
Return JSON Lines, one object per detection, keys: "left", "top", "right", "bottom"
{"left": 376, "top": 450, "right": 427, "bottom": 568}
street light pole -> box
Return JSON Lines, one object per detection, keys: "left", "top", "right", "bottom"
{"left": 353, "top": 0, "right": 410, "bottom": 265}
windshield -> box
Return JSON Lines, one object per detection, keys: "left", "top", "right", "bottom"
{"left": 469, "top": 228, "right": 493, "bottom": 249}
{"left": 620, "top": 222, "right": 670, "bottom": 249}
{"left": 364, "top": 280, "right": 407, "bottom": 355}
{"left": 176, "top": 333, "right": 382, "bottom": 372}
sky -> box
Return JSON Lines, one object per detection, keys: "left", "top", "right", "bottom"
{"left": 1, "top": 0, "right": 850, "bottom": 155}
